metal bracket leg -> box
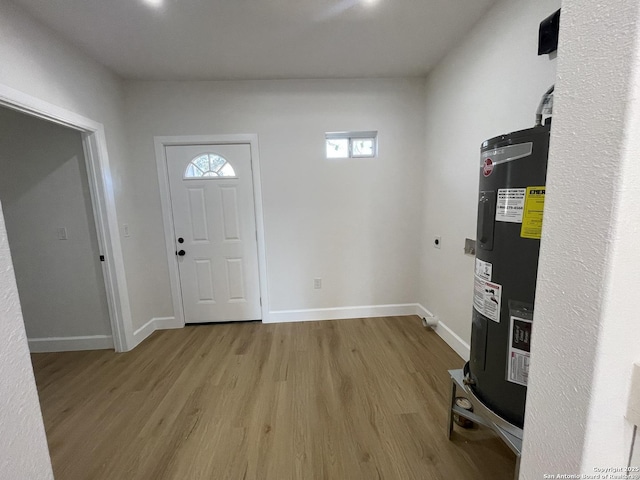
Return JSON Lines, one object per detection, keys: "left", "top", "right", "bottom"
{"left": 447, "top": 369, "right": 523, "bottom": 480}
{"left": 447, "top": 376, "right": 456, "bottom": 439}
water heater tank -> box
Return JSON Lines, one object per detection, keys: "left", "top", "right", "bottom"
{"left": 468, "top": 122, "right": 550, "bottom": 428}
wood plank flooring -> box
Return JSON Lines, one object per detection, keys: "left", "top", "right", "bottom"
{"left": 31, "top": 316, "right": 515, "bottom": 479}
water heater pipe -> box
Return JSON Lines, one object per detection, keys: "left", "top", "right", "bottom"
{"left": 535, "top": 85, "right": 555, "bottom": 126}
{"left": 422, "top": 315, "right": 439, "bottom": 328}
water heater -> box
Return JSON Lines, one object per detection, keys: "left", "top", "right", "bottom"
{"left": 468, "top": 120, "right": 551, "bottom": 428}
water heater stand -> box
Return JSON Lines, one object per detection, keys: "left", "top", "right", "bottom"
{"left": 447, "top": 369, "right": 523, "bottom": 480}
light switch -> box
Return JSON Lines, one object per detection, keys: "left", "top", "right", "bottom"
{"left": 57, "top": 227, "right": 68, "bottom": 240}
{"left": 123, "top": 224, "right": 130, "bottom": 237}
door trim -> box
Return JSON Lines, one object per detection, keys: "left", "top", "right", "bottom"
{"left": 0, "top": 83, "right": 134, "bottom": 352}
{"left": 154, "top": 134, "right": 270, "bottom": 326}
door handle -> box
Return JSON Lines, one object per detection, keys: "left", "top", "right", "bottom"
{"left": 177, "top": 250, "right": 186, "bottom": 256}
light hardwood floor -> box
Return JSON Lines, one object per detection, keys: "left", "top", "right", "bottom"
{"left": 31, "top": 316, "right": 515, "bottom": 479}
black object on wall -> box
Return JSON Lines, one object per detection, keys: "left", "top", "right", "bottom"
{"left": 469, "top": 123, "right": 551, "bottom": 428}
{"left": 538, "top": 9, "right": 560, "bottom": 55}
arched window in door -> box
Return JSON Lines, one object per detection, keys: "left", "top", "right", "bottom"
{"left": 184, "top": 153, "right": 236, "bottom": 179}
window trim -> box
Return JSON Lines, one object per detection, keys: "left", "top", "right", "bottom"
{"left": 325, "top": 131, "right": 378, "bottom": 159}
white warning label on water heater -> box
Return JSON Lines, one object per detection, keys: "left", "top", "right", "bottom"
{"left": 475, "top": 259, "right": 492, "bottom": 281}
{"left": 495, "top": 188, "right": 526, "bottom": 223}
{"left": 473, "top": 276, "right": 502, "bottom": 323}
{"left": 507, "top": 315, "right": 532, "bottom": 386}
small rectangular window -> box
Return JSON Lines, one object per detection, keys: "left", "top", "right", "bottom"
{"left": 326, "top": 138, "right": 349, "bottom": 159}
{"left": 325, "top": 131, "right": 377, "bottom": 159}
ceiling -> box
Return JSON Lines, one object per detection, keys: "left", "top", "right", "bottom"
{"left": 12, "top": 0, "right": 497, "bottom": 81}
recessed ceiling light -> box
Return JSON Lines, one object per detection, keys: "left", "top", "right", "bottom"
{"left": 143, "top": 0, "right": 163, "bottom": 8}
{"left": 361, "top": 0, "right": 380, "bottom": 6}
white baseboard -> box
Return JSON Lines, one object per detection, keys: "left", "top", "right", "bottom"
{"left": 132, "top": 316, "right": 181, "bottom": 348}
{"left": 414, "top": 303, "right": 470, "bottom": 361}
{"left": 414, "top": 303, "right": 436, "bottom": 320}
{"left": 28, "top": 335, "right": 114, "bottom": 353}
{"left": 266, "top": 303, "right": 419, "bottom": 323}
{"left": 267, "top": 303, "right": 469, "bottom": 360}
{"left": 26, "top": 307, "right": 469, "bottom": 360}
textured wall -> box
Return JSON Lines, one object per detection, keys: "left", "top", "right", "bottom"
{"left": 521, "top": 0, "right": 640, "bottom": 475}
{"left": 0, "top": 201, "right": 53, "bottom": 478}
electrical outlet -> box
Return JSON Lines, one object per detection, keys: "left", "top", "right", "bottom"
{"left": 314, "top": 278, "right": 322, "bottom": 289}
{"left": 434, "top": 236, "right": 441, "bottom": 249}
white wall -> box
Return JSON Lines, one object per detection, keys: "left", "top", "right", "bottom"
{"left": 0, "top": 200, "right": 53, "bottom": 479}
{"left": 0, "top": 107, "right": 112, "bottom": 343}
{"left": 124, "top": 79, "right": 426, "bottom": 327}
{"left": 419, "top": 0, "right": 560, "bottom": 356}
{"left": 0, "top": 0, "right": 140, "bottom": 337}
{"left": 521, "top": 0, "right": 640, "bottom": 475}
{"left": 0, "top": 0, "right": 127, "bottom": 190}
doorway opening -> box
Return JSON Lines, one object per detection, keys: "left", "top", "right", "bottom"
{"left": 0, "top": 106, "right": 112, "bottom": 350}
{"left": 0, "top": 83, "right": 132, "bottom": 351}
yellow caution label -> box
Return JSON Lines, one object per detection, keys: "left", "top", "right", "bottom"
{"left": 520, "top": 186, "right": 545, "bottom": 239}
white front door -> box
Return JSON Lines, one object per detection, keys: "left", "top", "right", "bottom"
{"left": 166, "top": 144, "right": 261, "bottom": 323}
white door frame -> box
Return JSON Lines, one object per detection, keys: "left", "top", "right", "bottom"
{"left": 154, "top": 134, "right": 270, "bottom": 326}
{"left": 0, "top": 84, "right": 134, "bottom": 352}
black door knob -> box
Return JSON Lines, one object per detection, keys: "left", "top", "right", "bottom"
{"left": 177, "top": 250, "right": 186, "bottom": 256}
